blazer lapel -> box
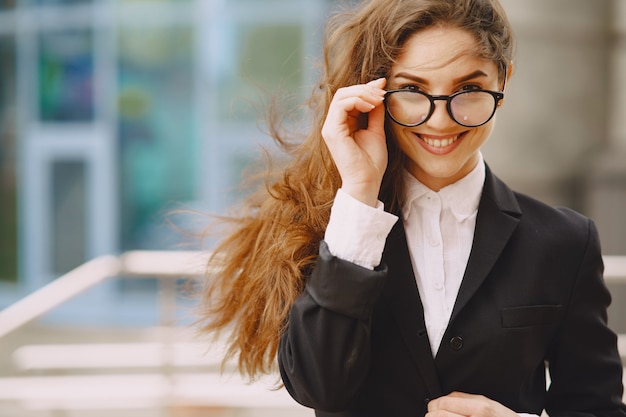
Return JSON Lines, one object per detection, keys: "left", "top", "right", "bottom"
{"left": 449, "top": 166, "right": 522, "bottom": 324}
{"left": 382, "top": 220, "right": 443, "bottom": 399}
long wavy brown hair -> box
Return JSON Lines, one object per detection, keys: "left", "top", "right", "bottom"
{"left": 197, "top": 0, "right": 514, "bottom": 380}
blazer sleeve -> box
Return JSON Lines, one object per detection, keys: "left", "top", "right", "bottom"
{"left": 545, "top": 218, "right": 626, "bottom": 417}
{"left": 278, "top": 241, "right": 387, "bottom": 412}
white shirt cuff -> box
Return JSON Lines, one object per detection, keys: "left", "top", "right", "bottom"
{"left": 324, "top": 189, "right": 398, "bottom": 270}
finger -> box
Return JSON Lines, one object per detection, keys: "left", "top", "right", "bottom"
{"left": 429, "top": 393, "right": 504, "bottom": 417}
{"left": 367, "top": 77, "right": 387, "bottom": 90}
{"left": 364, "top": 99, "right": 386, "bottom": 136}
{"left": 333, "top": 81, "right": 386, "bottom": 107}
{"left": 323, "top": 99, "right": 381, "bottom": 143}
{"left": 426, "top": 410, "right": 465, "bottom": 417}
{"left": 327, "top": 94, "right": 378, "bottom": 121}
{"left": 429, "top": 394, "right": 476, "bottom": 414}
{"left": 345, "top": 97, "right": 377, "bottom": 114}
{"left": 449, "top": 392, "right": 484, "bottom": 400}
{"left": 334, "top": 94, "right": 384, "bottom": 116}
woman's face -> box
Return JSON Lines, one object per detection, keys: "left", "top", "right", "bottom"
{"left": 387, "top": 25, "right": 505, "bottom": 191}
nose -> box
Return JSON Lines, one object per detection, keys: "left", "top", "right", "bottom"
{"left": 425, "top": 99, "right": 455, "bottom": 129}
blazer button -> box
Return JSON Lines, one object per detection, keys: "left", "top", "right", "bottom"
{"left": 450, "top": 336, "right": 463, "bottom": 351}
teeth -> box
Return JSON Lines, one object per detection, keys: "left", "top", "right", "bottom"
{"left": 422, "top": 135, "right": 459, "bottom": 147}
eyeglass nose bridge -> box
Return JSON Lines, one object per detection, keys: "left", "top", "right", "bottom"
{"left": 430, "top": 95, "right": 453, "bottom": 102}
{"left": 425, "top": 94, "right": 456, "bottom": 124}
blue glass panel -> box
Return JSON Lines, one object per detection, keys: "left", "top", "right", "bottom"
{"left": 0, "top": 35, "right": 17, "bottom": 282}
{"left": 0, "top": 0, "right": 15, "bottom": 9}
{"left": 51, "top": 160, "right": 87, "bottom": 275}
{"left": 117, "top": 26, "right": 195, "bottom": 250}
{"left": 218, "top": 23, "right": 304, "bottom": 121}
{"left": 32, "top": 0, "right": 91, "bottom": 5}
{"left": 39, "top": 30, "right": 94, "bottom": 122}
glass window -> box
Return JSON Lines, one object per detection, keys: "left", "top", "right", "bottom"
{"left": 51, "top": 160, "right": 87, "bottom": 275}
{"left": 0, "top": 35, "right": 17, "bottom": 283}
{"left": 38, "top": 29, "right": 94, "bottom": 122}
{"left": 117, "top": 0, "right": 190, "bottom": 3}
{"left": 0, "top": 0, "right": 15, "bottom": 9}
{"left": 218, "top": 23, "right": 304, "bottom": 122}
{"left": 30, "top": 0, "right": 91, "bottom": 5}
{"left": 117, "top": 26, "right": 195, "bottom": 251}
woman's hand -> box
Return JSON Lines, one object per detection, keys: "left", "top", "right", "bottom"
{"left": 427, "top": 392, "right": 521, "bottom": 417}
{"left": 321, "top": 78, "right": 388, "bottom": 207}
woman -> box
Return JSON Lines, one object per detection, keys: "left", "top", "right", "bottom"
{"left": 199, "top": 0, "right": 626, "bottom": 416}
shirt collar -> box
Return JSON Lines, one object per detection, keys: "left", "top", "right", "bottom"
{"left": 402, "top": 153, "right": 486, "bottom": 222}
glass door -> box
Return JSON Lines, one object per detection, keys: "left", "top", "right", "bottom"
{"left": 20, "top": 0, "right": 117, "bottom": 291}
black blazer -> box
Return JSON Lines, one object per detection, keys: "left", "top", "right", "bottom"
{"left": 278, "top": 166, "right": 626, "bottom": 417}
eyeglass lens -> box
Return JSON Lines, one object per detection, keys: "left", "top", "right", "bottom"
{"left": 386, "top": 90, "right": 497, "bottom": 127}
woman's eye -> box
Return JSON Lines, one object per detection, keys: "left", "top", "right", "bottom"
{"left": 459, "top": 84, "right": 482, "bottom": 92}
{"left": 399, "top": 84, "right": 421, "bottom": 92}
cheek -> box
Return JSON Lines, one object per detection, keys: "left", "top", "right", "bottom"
{"left": 472, "top": 120, "right": 496, "bottom": 145}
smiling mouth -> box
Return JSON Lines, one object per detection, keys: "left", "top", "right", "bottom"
{"left": 417, "top": 132, "right": 466, "bottom": 148}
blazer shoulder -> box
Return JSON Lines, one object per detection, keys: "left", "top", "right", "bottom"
{"left": 514, "top": 190, "right": 591, "bottom": 228}
{"left": 511, "top": 190, "right": 598, "bottom": 255}
{"left": 485, "top": 166, "right": 593, "bottom": 240}
{"left": 484, "top": 166, "right": 595, "bottom": 252}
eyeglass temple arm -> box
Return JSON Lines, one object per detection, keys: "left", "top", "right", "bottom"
{"left": 501, "top": 65, "right": 509, "bottom": 93}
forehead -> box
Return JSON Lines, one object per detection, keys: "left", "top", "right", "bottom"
{"left": 391, "top": 26, "right": 497, "bottom": 79}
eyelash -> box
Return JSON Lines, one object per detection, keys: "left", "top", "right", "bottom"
{"left": 459, "top": 83, "right": 482, "bottom": 92}
{"left": 398, "top": 84, "right": 421, "bottom": 92}
{"left": 397, "top": 83, "right": 483, "bottom": 93}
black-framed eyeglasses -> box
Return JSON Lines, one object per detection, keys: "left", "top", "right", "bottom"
{"left": 384, "top": 88, "right": 504, "bottom": 128}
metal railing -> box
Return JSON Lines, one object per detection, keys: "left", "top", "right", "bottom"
{"left": 0, "top": 251, "right": 307, "bottom": 415}
{"left": 0, "top": 251, "right": 208, "bottom": 339}
{"left": 1, "top": 252, "right": 626, "bottom": 340}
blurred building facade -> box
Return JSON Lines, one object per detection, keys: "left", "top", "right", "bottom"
{"left": 0, "top": 0, "right": 625, "bottom": 328}
{"left": 0, "top": 0, "right": 332, "bottom": 322}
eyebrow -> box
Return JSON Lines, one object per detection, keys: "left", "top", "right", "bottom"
{"left": 392, "top": 70, "right": 489, "bottom": 85}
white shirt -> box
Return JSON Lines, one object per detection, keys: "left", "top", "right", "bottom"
{"left": 401, "top": 159, "right": 484, "bottom": 355}
{"left": 324, "top": 154, "right": 485, "bottom": 355}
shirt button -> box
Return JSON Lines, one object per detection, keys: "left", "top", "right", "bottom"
{"left": 450, "top": 336, "right": 464, "bottom": 351}
{"left": 433, "top": 281, "right": 443, "bottom": 290}
{"left": 429, "top": 238, "right": 440, "bottom": 246}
